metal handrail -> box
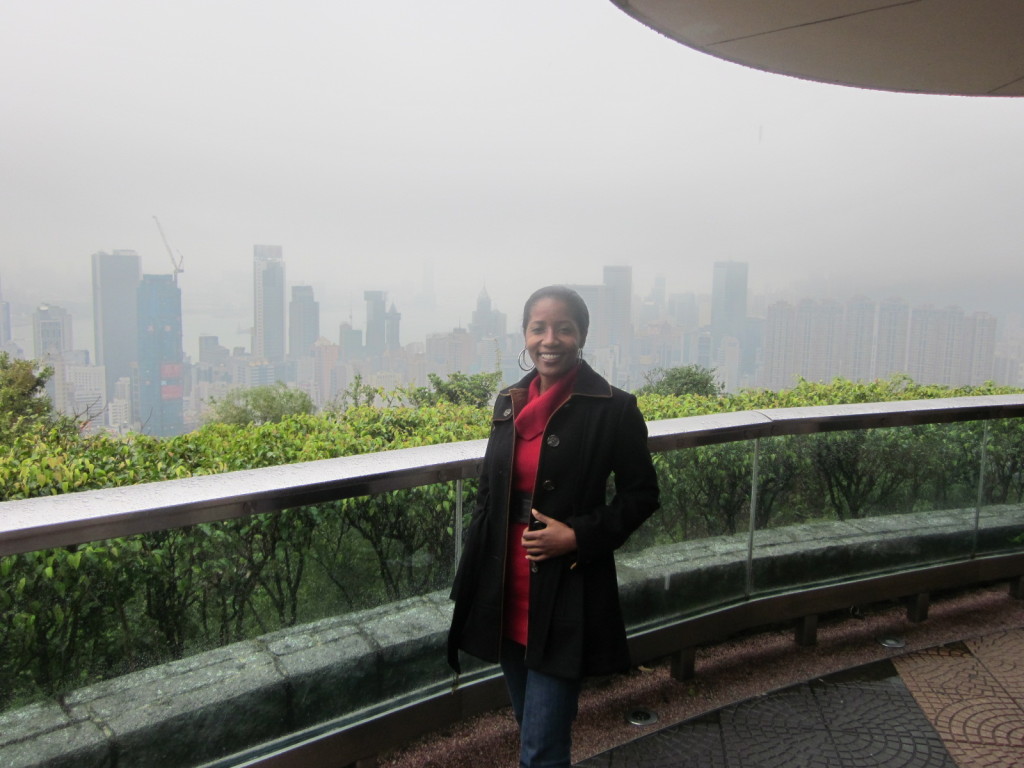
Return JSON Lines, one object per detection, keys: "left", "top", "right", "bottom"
{"left": 3, "top": 394, "right": 1024, "bottom": 557}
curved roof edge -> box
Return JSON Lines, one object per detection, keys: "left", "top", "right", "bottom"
{"left": 609, "top": 0, "right": 1024, "bottom": 96}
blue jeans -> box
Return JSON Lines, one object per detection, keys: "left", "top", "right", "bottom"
{"left": 500, "top": 642, "right": 581, "bottom": 768}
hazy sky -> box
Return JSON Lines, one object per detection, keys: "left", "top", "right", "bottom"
{"left": 3, "top": 0, "right": 1023, "bottom": 356}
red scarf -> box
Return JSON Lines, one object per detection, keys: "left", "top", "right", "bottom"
{"left": 511, "top": 364, "right": 579, "bottom": 494}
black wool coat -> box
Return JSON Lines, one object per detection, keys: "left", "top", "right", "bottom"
{"left": 447, "top": 360, "right": 660, "bottom": 680}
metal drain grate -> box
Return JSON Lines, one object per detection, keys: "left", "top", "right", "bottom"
{"left": 626, "top": 707, "right": 659, "bottom": 726}
{"left": 877, "top": 635, "right": 907, "bottom": 648}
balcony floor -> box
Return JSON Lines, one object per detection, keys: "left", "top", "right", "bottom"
{"left": 579, "top": 629, "right": 1024, "bottom": 767}
{"left": 381, "top": 584, "right": 1024, "bottom": 767}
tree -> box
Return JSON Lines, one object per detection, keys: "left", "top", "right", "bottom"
{"left": 205, "top": 383, "right": 315, "bottom": 426}
{"left": 0, "top": 353, "right": 62, "bottom": 439}
{"left": 636, "top": 365, "right": 723, "bottom": 398}
{"left": 407, "top": 371, "right": 502, "bottom": 409}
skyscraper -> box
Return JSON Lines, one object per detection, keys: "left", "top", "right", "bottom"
{"left": 385, "top": 301, "right": 401, "bottom": 352}
{"left": 710, "top": 261, "right": 753, "bottom": 386}
{"left": 468, "top": 287, "right": 507, "bottom": 341}
{"left": 364, "top": 290, "right": 387, "bottom": 357}
{"left": 136, "top": 274, "right": 184, "bottom": 437}
{"left": 253, "top": 245, "right": 286, "bottom": 363}
{"left": 603, "top": 265, "right": 633, "bottom": 355}
{"left": 760, "top": 301, "right": 798, "bottom": 390}
{"left": 338, "top": 322, "right": 363, "bottom": 363}
{"left": 91, "top": 250, "right": 141, "bottom": 400}
{"left": 710, "top": 261, "right": 748, "bottom": 352}
{"left": 288, "top": 285, "right": 320, "bottom": 360}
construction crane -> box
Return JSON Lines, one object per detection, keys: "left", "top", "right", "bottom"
{"left": 153, "top": 215, "right": 184, "bottom": 283}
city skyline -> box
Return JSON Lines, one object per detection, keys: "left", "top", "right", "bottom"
{"left": 3, "top": 246, "right": 1020, "bottom": 367}
{"left": 4, "top": 253, "right": 1021, "bottom": 437}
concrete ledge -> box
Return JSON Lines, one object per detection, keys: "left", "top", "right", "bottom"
{"left": 2, "top": 507, "right": 1022, "bottom": 768}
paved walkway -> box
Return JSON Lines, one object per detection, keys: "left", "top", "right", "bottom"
{"left": 577, "top": 628, "right": 1024, "bottom": 767}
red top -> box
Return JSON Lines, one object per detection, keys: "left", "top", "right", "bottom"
{"left": 504, "top": 365, "right": 578, "bottom": 646}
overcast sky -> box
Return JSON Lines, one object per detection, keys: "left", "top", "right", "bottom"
{"left": 3, "top": 0, "right": 1023, "bottom": 356}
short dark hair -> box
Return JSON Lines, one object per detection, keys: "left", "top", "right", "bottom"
{"left": 521, "top": 285, "right": 590, "bottom": 342}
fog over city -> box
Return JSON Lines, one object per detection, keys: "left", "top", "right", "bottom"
{"left": 3, "top": 0, "right": 1023, "bottom": 358}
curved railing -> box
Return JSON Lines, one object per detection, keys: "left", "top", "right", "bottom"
{"left": 1, "top": 394, "right": 1023, "bottom": 768}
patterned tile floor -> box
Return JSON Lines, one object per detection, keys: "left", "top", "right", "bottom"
{"left": 578, "top": 628, "right": 1024, "bottom": 768}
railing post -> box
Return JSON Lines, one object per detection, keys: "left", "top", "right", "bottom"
{"left": 745, "top": 437, "right": 761, "bottom": 598}
{"left": 454, "top": 479, "right": 464, "bottom": 571}
{"left": 972, "top": 421, "right": 990, "bottom": 558}
{"left": 670, "top": 647, "right": 697, "bottom": 681}
{"left": 794, "top": 614, "right": 818, "bottom": 646}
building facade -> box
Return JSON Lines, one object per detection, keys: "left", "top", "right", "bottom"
{"left": 136, "top": 274, "right": 184, "bottom": 437}
{"left": 288, "top": 285, "right": 320, "bottom": 360}
{"left": 253, "top": 245, "right": 286, "bottom": 364}
{"left": 91, "top": 249, "right": 141, "bottom": 402}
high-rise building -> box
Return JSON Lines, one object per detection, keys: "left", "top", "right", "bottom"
{"left": 710, "top": 261, "right": 748, "bottom": 350}
{"left": 841, "top": 297, "right": 876, "bottom": 381}
{"left": 907, "top": 306, "right": 964, "bottom": 386}
{"left": 65, "top": 365, "right": 106, "bottom": 423}
{"left": 567, "top": 283, "right": 604, "bottom": 343}
{"left": 136, "top": 274, "right": 184, "bottom": 437}
{"left": 603, "top": 265, "right": 633, "bottom": 355}
{"left": 711, "top": 261, "right": 751, "bottom": 384}
{"left": 875, "top": 298, "right": 910, "bottom": 379}
{"left": 759, "top": 301, "right": 797, "bottom": 390}
{"left": 338, "top": 322, "right": 363, "bottom": 363}
{"left": 198, "top": 335, "right": 230, "bottom": 366}
{"left": 288, "top": 285, "right": 320, "bottom": 360}
{"left": 33, "top": 304, "right": 73, "bottom": 360}
{"left": 667, "top": 293, "right": 699, "bottom": 330}
{"left": 468, "top": 287, "right": 507, "bottom": 341}
{"left": 312, "top": 338, "right": 340, "bottom": 406}
{"left": 364, "top": 290, "right": 387, "bottom": 357}
{"left": 797, "top": 299, "right": 843, "bottom": 383}
{"left": 759, "top": 300, "right": 842, "bottom": 389}
{"left": 253, "top": 245, "right": 286, "bottom": 363}
{"left": 91, "top": 250, "right": 141, "bottom": 401}
{"left": 385, "top": 301, "right": 401, "bottom": 352}
{"left": 964, "top": 312, "right": 997, "bottom": 385}
{"left": 32, "top": 304, "right": 75, "bottom": 412}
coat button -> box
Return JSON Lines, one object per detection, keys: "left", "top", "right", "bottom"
{"left": 541, "top": 480, "right": 555, "bottom": 491}
{"left": 503, "top": 408, "right": 512, "bottom": 417}
{"left": 546, "top": 434, "right": 560, "bottom": 447}
{"left": 530, "top": 562, "right": 539, "bottom": 573}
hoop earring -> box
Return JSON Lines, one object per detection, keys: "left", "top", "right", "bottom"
{"left": 577, "top": 348, "right": 584, "bottom": 362}
{"left": 518, "top": 347, "right": 535, "bottom": 371}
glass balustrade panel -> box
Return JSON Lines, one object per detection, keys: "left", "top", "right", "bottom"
{"left": 618, "top": 442, "right": 754, "bottom": 628}
{"left": 976, "top": 416, "right": 1024, "bottom": 558}
{"left": 748, "top": 422, "right": 994, "bottom": 596}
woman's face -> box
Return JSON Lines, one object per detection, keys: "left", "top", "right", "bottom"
{"left": 524, "top": 297, "right": 584, "bottom": 390}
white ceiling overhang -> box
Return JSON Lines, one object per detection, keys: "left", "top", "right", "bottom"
{"left": 609, "top": 0, "right": 1024, "bottom": 96}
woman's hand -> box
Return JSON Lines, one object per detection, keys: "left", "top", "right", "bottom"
{"left": 521, "top": 510, "right": 577, "bottom": 561}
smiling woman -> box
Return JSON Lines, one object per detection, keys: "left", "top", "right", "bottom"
{"left": 448, "top": 284, "right": 661, "bottom": 768}
{"left": 521, "top": 286, "right": 589, "bottom": 392}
